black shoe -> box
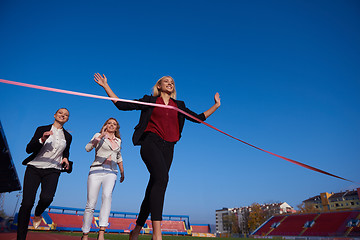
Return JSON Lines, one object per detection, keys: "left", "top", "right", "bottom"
{"left": 81, "top": 233, "right": 88, "bottom": 240}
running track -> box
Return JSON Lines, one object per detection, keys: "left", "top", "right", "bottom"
{"left": 0, "top": 231, "right": 96, "bottom": 240}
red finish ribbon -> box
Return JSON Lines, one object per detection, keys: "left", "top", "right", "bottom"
{"left": 0, "top": 78, "right": 356, "bottom": 183}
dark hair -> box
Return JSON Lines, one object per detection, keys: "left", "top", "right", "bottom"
{"left": 55, "top": 108, "right": 70, "bottom": 115}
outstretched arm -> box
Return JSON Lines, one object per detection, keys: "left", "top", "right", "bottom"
{"left": 203, "top": 92, "right": 221, "bottom": 119}
{"left": 94, "top": 73, "right": 149, "bottom": 111}
{"left": 94, "top": 73, "right": 119, "bottom": 104}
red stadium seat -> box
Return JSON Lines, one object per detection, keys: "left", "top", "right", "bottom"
{"left": 302, "top": 211, "right": 354, "bottom": 236}
{"left": 191, "top": 224, "right": 210, "bottom": 233}
{"left": 268, "top": 213, "right": 317, "bottom": 236}
{"left": 108, "top": 217, "right": 137, "bottom": 232}
{"left": 252, "top": 211, "right": 360, "bottom": 237}
{"left": 253, "top": 215, "right": 286, "bottom": 236}
{"left": 48, "top": 212, "right": 86, "bottom": 230}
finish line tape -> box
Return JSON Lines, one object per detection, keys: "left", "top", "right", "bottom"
{"left": 0, "top": 78, "right": 356, "bottom": 183}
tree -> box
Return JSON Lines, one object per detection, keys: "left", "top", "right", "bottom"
{"left": 238, "top": 207, "right": 250, "bottom": 235}
{"left": 247, "top": 203, "right": 266, "bottom": 232}
{"left": 230, "top": 212, "right": 240, "bottom": 234}
{"left": 297, "top": 202, "right": 317, "bottom": 213}
{"left": 222, "top": 211, "right": 240, "bottom": 234}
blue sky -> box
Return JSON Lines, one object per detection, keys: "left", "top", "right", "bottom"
{"left": 1, "top": 0, "right": 359, "bottom": 225}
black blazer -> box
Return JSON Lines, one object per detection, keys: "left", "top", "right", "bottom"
{"left": 22, "top": 124, "right": 72, "bottom": 165}
{"left": 114, "top": 95, "right": 206, "bottom": 145}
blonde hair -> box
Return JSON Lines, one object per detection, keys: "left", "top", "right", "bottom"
{"left": 99, "top": 118, "right": 121, "bottom": 139}
{"left": 152, "top": 76, "right": 177, "bottom": 99}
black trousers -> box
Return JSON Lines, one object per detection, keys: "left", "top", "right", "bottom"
{"left": 136, "top": 132, "right": 175, "bottom": 226}
{"left": 17, "top": 165, "right": 61, "bottom": 240}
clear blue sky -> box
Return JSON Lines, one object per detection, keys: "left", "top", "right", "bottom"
{"left": 1, "top": 0, "right": 359, "bottom": 225}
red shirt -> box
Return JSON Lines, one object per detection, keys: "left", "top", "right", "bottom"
{"left": 144, "top": 97, "right": 180, "bottom": 142}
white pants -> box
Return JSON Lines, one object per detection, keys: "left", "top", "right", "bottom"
{"left": 82, "top": 167, "right": 117, "bottom": 233}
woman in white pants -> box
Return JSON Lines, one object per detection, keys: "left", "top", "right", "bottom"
{"left": 82, "top": 118, "right": 125, "bottom": 240}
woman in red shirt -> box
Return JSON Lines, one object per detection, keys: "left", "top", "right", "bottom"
{"left": 94, "top": 73, "right": 220, "bottom": 240}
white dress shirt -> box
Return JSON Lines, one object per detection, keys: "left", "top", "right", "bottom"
{"left": 28, "top": 125, "right": 66, "bottom": 170}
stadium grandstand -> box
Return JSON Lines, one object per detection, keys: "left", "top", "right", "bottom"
{"left": 190, "top": 224, "right": 214, "bottom": 237}
{"left": 12, "top": 205, "right": 213, "bottom": 236}
{"left": 0, "top": 121, "right": 21, "bottom": 194}
{"left": 252, "top": 210, "right": 360, "bottom": 237}
{"left": 0, "top": 121, "right": 22, "bottom": 233}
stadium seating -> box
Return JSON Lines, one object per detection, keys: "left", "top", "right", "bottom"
{"left": 344, "top": 211, "right": 360, "bottom": 237}
{"left": 191, "top": 224, "right": 211, "bottom": 233}
{"left": 252, "top": 210, "right": 360, "bottom": 237}
{"left": 252, "top": 215, "right": 286, "bottom": 236}
{"left": 302, "top": 211, "right": 353, "bottom": 236}
{"left": 107, "top": 217, "right": 137, "bottom": 232}
{"left": 47, "top": 212, "right": 86, "bottom": 231}
{"left": 268, "top": 213, "right": 318, "bottom": 236}
{"left": 162, "top": 220, "right": 187, "bottom": 234}
{"left": 348, "top": 222, "right": 360, "bottom": 237}
{"left": 0, "top": 121, "right": 21, "bottom": 193}
{"left": 21, "top": 206, "right": 193, "bottom": 235}
{"left": 146, "top": 220, "right": 188, "bottom": 235}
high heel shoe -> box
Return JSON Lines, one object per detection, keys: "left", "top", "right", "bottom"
{"left": 97, "top": 229, "right": 105, "bottom": 240}
{"left": 33, "top": 216, "right": 42, "bottom": 229}
{"left": 81, "top": 233, "right": 88, "bottom": 240}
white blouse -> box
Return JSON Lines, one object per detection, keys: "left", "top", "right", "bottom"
{"left": 28, "top": 125, "right": 66, "bottom": 170}
{"left": 86, "top": 132, "right": 123, "bottom": 171}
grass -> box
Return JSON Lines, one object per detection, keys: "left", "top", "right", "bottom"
{"left": 48, "top": 231, "right": 247, "bottom": 240}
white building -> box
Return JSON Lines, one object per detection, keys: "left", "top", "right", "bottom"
{"left": 215, "top": 202, "right": 294, "bottom": 235}
{"left": 215, "top": 207, "right": 235, "bottom": 234}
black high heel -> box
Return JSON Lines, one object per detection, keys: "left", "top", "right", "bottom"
{"left": 81, "top": 233, "right": 88, "bottom": 240}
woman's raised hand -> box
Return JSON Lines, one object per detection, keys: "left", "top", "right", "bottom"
{"left": 214, "top": 92, "right": 221, "bottom": 107}
{"left": 100, "top": 126, "right": 107, "bottom": 138}
{"left": 203, "top": 92, "right": 221, "bottom": 119}
{"left": 94, "top": 73, "right": 108, "bottom": 87}
{"left": 93, "top": 72, "right": 119, "bottom": 103}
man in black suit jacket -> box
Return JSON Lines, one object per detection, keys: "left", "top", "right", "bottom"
{"left": 17, "top": 108, "right": 72, "bottom": 240}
